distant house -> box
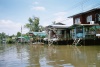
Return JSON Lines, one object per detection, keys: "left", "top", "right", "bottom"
{"left": 69, "top": 8, "right": 100, "bottom": 24}
{"left": 17, "top": 36, "right": 30, "bottom": 43}
{"left": 29, "top": 32, "right": 47, "bottom": 37}
{"left": 29, "top": 32, "right": 47, "bottom": 43}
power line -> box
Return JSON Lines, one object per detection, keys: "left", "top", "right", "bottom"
{"left": 41, "top": 0, "right": 100, "bottom": 24}
{"left": 65, "top": 0, "right": 91, "bottom": 12}
{"left": 57, "top": 0, "right": 91, "bottom": 23}
{"left": 59, "top": 0, "right": 100, "bottom": 23}
{"left": 42, "top": 0, "right": 90, "bottom": 22}
{"left": 83, "top": 0, "right": 100, "bottom": 11}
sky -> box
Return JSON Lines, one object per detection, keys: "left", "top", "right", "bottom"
{"left": 0, "top": 0, "right": 100, "bottom": 35}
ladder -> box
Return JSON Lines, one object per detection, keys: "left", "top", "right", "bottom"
{"left": 48, "top": 40, "right": 53, "bottom": 46}
{"left": 72, "top": 38, "right": 81, "bottom": 46}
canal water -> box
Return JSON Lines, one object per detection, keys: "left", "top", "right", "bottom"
{"left": 0, "top": 44, "right": 100, "bottom": 67}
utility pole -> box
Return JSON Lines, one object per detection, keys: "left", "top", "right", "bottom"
{"left": 21, "top": 26, "right": 22, "bottom": 43}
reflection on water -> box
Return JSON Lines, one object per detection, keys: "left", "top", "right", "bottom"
{"left": 0, "top": 44, "right": 100, "bottom": 67}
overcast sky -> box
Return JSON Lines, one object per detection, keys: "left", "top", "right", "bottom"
{"left": 0, "top": 0, "right": 100, "bottom": 35}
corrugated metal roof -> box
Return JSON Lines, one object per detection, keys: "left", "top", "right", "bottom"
{"left": 69, "top": 24, "right": 100, "bottom": 29}
{"left": 31, "top": 32, "right": 47, "bottom": 37}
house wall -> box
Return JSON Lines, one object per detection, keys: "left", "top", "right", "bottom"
{"left": 84, "top": 11, "right": 95, "bottom": 24}
{"left": 73, "top": 9, "right": 100, "bottom": 24}
{"left": 81, "top": 14, "right": 86, "bottom": 24}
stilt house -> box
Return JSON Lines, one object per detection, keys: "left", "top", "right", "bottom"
{"left": 68, "top": 8, "right": 100, "bottom": 45}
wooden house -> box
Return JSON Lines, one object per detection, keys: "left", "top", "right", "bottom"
{"left": 44, "top": 23, "right": 70, "bottom": 45}
{"left": 68, "top": 8, "right": 100, "bottom": 45}
{"left": 44, "top": 8, "right": 100, "bottom": 45}
{"left": 69, "top": 8, "right": 100, "bottom": 25}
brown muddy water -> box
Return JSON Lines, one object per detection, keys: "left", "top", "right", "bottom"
{"left": 0, "top": 44, "right": 100, "bottom": 67}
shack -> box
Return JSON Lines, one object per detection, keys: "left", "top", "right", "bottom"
{"left": 44, "top": 23, "right": 70, "bottom": 45}
{"left": 29, "top": 32, "right": 47, "bottom": 43}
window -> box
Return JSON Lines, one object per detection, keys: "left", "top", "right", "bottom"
{"left": 75, "top": 18, "right": 80, "bottom": 24}
{"left": 87, "top": 15, "right": 92, "bottom": 23}
{"left": 95, "top": 13, "right": 100, "bottom": 23}
{"left": 98, "top": 14, "right": 100, "bottom": 21}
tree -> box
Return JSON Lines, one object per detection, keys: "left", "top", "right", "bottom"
{"left": 24, "top": 17, "right": 40, "bottom": 32}
{"left": 0, "top": 32, "right": 6, "bottom": 38}
{"left": 39, "top": 25, "right": 45, "bottom": 32}
{"left": 33, "top": 17, "right": 39, "bottom": 32}
{"left": 17, "top": 32, "right": 21, "bottom": 37}
{"left": 24, "top": 23, "right": 31, "bottom": 31}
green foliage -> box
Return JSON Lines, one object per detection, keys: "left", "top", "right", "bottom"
{"left": 24, "top": 23, "right": 31, "bottom": 30}
{"left": 17, "top": 32, "right": 21, "bottom": 37}
{"left": 0, "top": 32, "right": 7, "bottom": 39}
{"left": 39, "top": 25, "right": 45, "bottom": 32}
{"left": 6, "top": 37, "right": 14, "bottom": 44}
{"left": 29, "top": 17, "right": 33, "bottom": 24}
{"left": 24, "top": 16, "right": 45, "bottom": 33}
{"left": 24, "top": 16, "right": 40, "bottom": 32}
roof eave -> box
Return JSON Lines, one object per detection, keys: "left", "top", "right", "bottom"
{"left": 68, "top": 8, "right": 100, "bottom": 18}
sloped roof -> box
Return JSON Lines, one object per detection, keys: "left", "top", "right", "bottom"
{"left": 68, "top": 8, "right": 100, "bottom": 18}
{"left": 18, "top": 36, "right": 24, "bottom": 38}
{"left": 46, "top": 25, "right": 69, "bottom": 29}
{"left": 54, "top": 22, "right": 65, "bottom": 25}
{"left": 51, "top": 25, "right": 70, "bottom": 28}
{"left": 45, "top": 22, "right": 66, "bottom": 29}
{"left": 31, "top": 32, "right": 47, "bottom": 37}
